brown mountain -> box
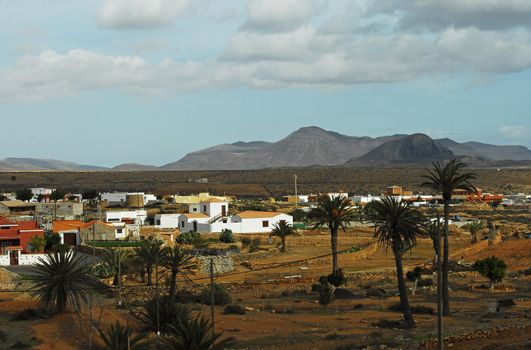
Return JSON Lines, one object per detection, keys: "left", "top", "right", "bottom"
{"left": 346, "top": 133, "right": 455, "bottom": 166}
{"left": 161, "top": 127, "right": 404, "bottom": 170}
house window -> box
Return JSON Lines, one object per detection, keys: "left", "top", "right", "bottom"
{"left": 262, "top": 220, "right": 269, "bottom": 228}
{"left": 203, "top": 205, "right": 207, "bottom": 212}
{"left": 193, "top": 208, "right": 197, "bottom": 212}
{"left": 181, "top": 221, "right": 185, "bottom": 228}
{"left": 222, "top": 219, "right": 227, "bottom": 223}
{"left": 116, "top": 229, "right": 123, "bottom": 234}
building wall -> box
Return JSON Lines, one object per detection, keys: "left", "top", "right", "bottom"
{"left": 35, "top": 202, "right": 83, "bottom": 217}
{"left": 105, "top": 210, "right": 147, "bottom": 224}
{"left": 154, "top": 214, "right": 181, "bottom": 229}
{"left": 18, "top": 253, "right": 47, "bottom": 265}
{"left": 183, "top": 213, "right": 293, "bottom": 234}
{"left": 0, "top": 253, "right": 9, "bottom": 266}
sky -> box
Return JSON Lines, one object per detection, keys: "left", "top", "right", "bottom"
{"left": 0, "top": 0, "right": 530, "bottom": 167}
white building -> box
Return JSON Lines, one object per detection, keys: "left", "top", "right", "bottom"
{"left": 101, "top": 192, "right": 128, "bottom": 206}
{"left": 31, "top": 188, "right": 55, "bottom": 196}
{"left": 105, "top": 210, "right": 147, "bottom": 225}
{"left": 178, "top": 199, "right": 293, "bottom": 234}
{"left": 154, "top": 213, "right": 181, "bottom": 229}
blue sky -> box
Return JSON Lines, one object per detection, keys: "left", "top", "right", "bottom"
{"left": 0, "top": 0, "right": 530, "bottom": 167}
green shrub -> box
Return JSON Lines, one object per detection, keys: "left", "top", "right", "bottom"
{"left": 219, "top": 229, "right": 236, "bottom": 243}
{"left": 176, "top": 231, "right": 201, "bottom": 245}
{"left": 140, "top": 297, "right": 191, "bottom": 334}
{"left": 200, "top": 284, "right": 232, "bottom": 306}
{"left": 327, "top": 269, "right": 346, "bottom": 287}
{"left": 89, "top": 262, "right": 113, "bottom": 279}
{"left": 11, "top": 308, "right": 49, "bottom": 321}
{"left": 474, "top": 256, "right": 507, "bottom": 289}
{"left": 223, "top": 304, "right": 246, "bottom": 315}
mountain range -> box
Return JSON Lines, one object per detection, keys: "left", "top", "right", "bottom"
{"left": 1, "top": 126, "right": 530, "bottom": 171}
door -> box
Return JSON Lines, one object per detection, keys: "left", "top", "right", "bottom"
{"left": 193, "top": 221, "right": 198, "bottom": 232}
{"left": 10, "top": 251, "right": 18, "bottom": 265}
{"left": 63, "top": 232, "right": 77, "bottom": 246}
{"left": 222, "top": 205, "right": 227, "bottom": 217}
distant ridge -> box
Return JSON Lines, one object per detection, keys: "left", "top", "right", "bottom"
{"left": 346, "top": 133, "right": 455, "bottom": 166}
{"left": 1, "top": 127, "right": 530, "bottom": 171}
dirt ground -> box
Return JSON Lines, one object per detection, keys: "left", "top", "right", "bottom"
{"left": 1, "top": 225, "right": 530, "bottom": 349}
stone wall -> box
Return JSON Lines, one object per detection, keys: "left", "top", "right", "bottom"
{"left": 197, "top": 256, "right": 234, "bottom": 275}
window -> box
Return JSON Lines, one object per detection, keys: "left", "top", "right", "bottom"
{"left": 116, "top": 229, "right": 123, "bottom": 234}
{"left": 262, "top": 220, "right": 269, "bottom": 228}
{"left": 181, "top": 221, "right": 185, "bottom": 228}
{"left": 193, "top": 207, "right": 197, "bottom": 212}
{"left": 203, "top": 205, "right": 207, "bottom": 212}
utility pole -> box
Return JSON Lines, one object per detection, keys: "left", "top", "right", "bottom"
{"left": 294, "top": 175, "right": 298, "bottom": 209}
{"left": 436, "top": 211, "right": 444, "bottom": 350}
{"left": 156, "top": 253, "right": 160, "bottom": 337}
{"left": 210, "top": 258, "right": 215, "bottom": 340}
{"left": 118, "top": 246, "right": 122, "bottom": 306}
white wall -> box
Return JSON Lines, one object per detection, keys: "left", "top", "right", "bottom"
{"left": 106, "top": 210, "right": 147, "bottom": 225}
{"left": 101, "top": 192, "right": 127, "bottom": 204}
{"left": 155, "top": 214, "right": 181, "bottom": 229}
{"left": 0, "top": 253, "right": 9, "bottom": 266}
{"left": 183, "top": 213, "right": 293, "bottom": 234}
{"left": 18, "top": 253, "right": 48, "bottom": 265}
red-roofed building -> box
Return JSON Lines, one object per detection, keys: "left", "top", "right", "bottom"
{"left": 0, "top": 216, "right": 45, "bottom": 265}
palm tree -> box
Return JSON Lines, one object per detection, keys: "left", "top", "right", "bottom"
{"left": 29, "top": 250, "right": 94, "bottom": 314}
{"left": 102, "top": 248, "right": 130, "bottom": 287}
{"left": 160, "top": 245, "right": 197, "bottom": 301}
{"left": 422, "top": 159, "right": 476, "bottom": 315}
{"left": 141, "top": 297, "right": 191, "bottom": 334}
{"left": 367, "top": 196, "right": 426, "bottom": 328}
{"left": 135, "top": 236, "right": 163, "bottom": 286}
{"left": 310, "top": 195, "right": 357, "bottom": 274}
{"left": 270, "top": 221, "right": 297, "bottom": 253}
{"left": 468, "top": 221, "right": 483, "bottom": 244}
{"left": 160, "top": 315, "right": 236, "bottom": 350}
{"left": 98, "top": 321, "right": 150, "bottom": 350}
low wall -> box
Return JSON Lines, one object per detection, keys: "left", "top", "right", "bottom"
{"left": 197, "top": 256, "right": 234, "bottom": 275}
{"left": 18, "top": 253, "right": 47, "bottom": 265}
{"left": 0, "top": 254, "right": 9, "bottom": 266}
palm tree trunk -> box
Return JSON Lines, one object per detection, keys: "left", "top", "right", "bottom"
{"left": 281, "top": 236, "right": 286, "bottom": 252}
{"left": 113, "top": 272, "right": 119, "bottom": 286}
{"left": 443, "top": 201, "right": 450, "bottom": 316}
{"left": 331, "top": 227, "right": 339, "bottom": 273}
{"left": 393, "top": 242, "right": 415, "bottom": 328}
{"left": 168, "top": 270, "right": 177, "bottom": 300}
{"left": 146, "top": 265, "right": 153, "bottom": 286}
{"left": 436, "top": 217, "right": 444, "bottom": 350}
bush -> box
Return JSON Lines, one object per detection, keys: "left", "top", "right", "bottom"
{"left": 200, "top": 284, "right": 232, "bottom": 306}
{"left": 241, "top": 237, "right": 261, "bottom": 252}
{"left": 176, "top": 231, "right": 201, "bottom": 245}
{"left": 223, "top": 304, "right": 246, "bottom": 315}
{"left": 314, "top": 277, "right": 335, "bottom": 305}
{"left": 474, "top": 256, "right": 507, "bottom": 289}
{"left": 89, "top": 262, "right": 113, "bottom": 279}
{"left": 11, "top": 308, "right": 49, "bottom": 321}
{"left": 219, "top": 229, "right": 236, "bottom": 243}
{"left": 327, "top": 269, "right": 346, "bottom": 287}
{"left": 140, "top": 297, "right": 191, "bottom": 334}
{"left": 373, "top": 319, "right": 407, "bottom": 329}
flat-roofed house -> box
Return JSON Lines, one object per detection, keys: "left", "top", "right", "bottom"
{"left": 0, "top": 216, "right": 45, "bottom": 265}
{"left": 0, "top": 200, "right": 36, "bottom": 215}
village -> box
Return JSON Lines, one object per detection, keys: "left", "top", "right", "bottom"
{"left": 0, "top": 172, "right": 529, "bottom": 349}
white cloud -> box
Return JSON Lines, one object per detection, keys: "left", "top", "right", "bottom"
{"left": 244, "top": 0, "right": 317, "bottom": 32}
{"left": 97, "top": 0, "right": 189, "bottom": 29}
{"left": 499, "top": 126, "right": 531, "bottom": 141}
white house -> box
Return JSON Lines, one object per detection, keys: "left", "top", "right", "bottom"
{"left": 154, "top": 213, "right": 181, "bottom": 229}
{"left": 101, "top": 192, "right": 128, "bottom": 206}
{"left": 105, "top": 210, "right": 147, "bottom": 225}
{"left": 178, "top": 200, "right": 293, "bottom": 234}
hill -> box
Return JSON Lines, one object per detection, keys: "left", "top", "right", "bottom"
{"left": 346, "top": 133, "right": 455, "bottom": 166}
{"left": 0, "top": 158, "right": 105, "bottom": 171}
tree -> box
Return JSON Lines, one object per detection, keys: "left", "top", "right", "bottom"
{"left": 101, "top": 248, "right": 130, "bottom": 287}
{"left": 29, "top": 250, "right": 94, "bottom": 313}
{"left": 160, "top": 315, "right": 236, "bottom": 350}
{"left": 82, "top": 190, "right": 99, "bottom": 201}
{"left": 134, "top": 236, "right": 163, "bottom": 286}
{"left": 474, "top": 256, "right": 507, "bottom": 292}
{"left": 98, "top": 321, "right": 150, "bottom": 350}
{"left": 15, "top": 189, "right": 33, "bottom": 202}
{"left": 44, "top": 232, "right": 62, "bottom": 251}
{"left": 270, "top": 221, "right": 297, "bottom": 253}
{"left": 468, "top": 221, "right": 483, "bottom": 244}
{"left": 422, "top": 159, "right": 476, "bottom": 315}
{"left": 141, "top": 297, "right": 191, "bottom": 334}
{"left": 366, "top": 196, "right": 426, "bottom": 328}
{"left": 310, "top": 195, "right": 357, "bottom": 274}
{"left": 50, "top": 189, "right": 65, "bottom": 202}
{"left": 160, "top": 245, "right": 197, "bottom": 301}
{"left": 219, "top": 229, "right": 236, "bottom": 243}
{"left": 29, "top": 235, "right": 46, "bottom": 253}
